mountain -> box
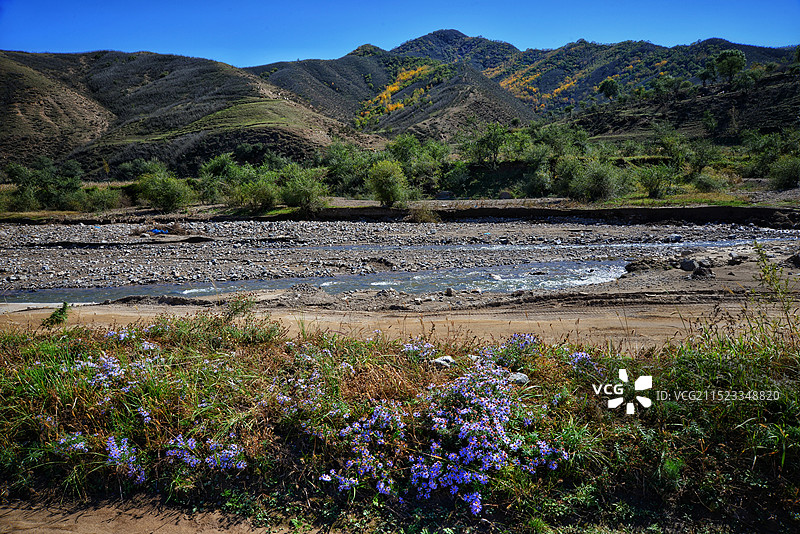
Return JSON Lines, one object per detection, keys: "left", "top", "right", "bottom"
{"left": 1, "top": 31, "right": 797, "bottom": 174}
{"left": 245, "top": 44, "right": 536, "bottom": 139}
{"left": 0, "top": 50, "right": 379, "bottom": 174}
{"left": 393, "top": 30, "right": 796, "bottom": 112}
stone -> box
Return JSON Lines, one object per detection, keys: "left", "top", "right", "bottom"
{"left": 433, "top": 356, "right": 455, "bottom": 368}
{"left": 690, "top": 266, "right": 715, "bottom": 279}
{"left": 509, "top": 372, "right": 530, "bottom": 386}
{"left": 728, "top": 252, "right": 747, "bottom": 266}
{"left": 679, "top": 259, "right": 699, "bottom": 272}
{"left": 444, "top": 287, "right": 455, "bottom": 297}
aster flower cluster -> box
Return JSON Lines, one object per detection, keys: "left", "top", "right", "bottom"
{"left": 165, "top": 434, "right": 247, "bottom": 471}
{"left": 481, "top": 333, "right": 538, "bottom": 369}
{"left": 73, "top": 353, "right": 163, "bottom": 392}
{"left": 137, "top": 406, "right": 152, "bottom": 424}
{"left": 55, "top": 432, "right": 89, "bottom": 454}
{"left": 106, "top": 436, "right": 146, "bottom": 484}
{"left": 568, "top": 351, "right": 602, "bottom": 377}
{"left": 205, "top": 439, "right": 248, "bottom": 470}
{"left": 325, "top": 401, "right": 406, "bottom": 495}
{"left": 106, "top": 328, "right": 135, "bottom": 343}
{"left": 139, "top": 341, "right": 159, "bottom": 351}
{"left": 402, "top": 338, "right": 436, "bottom": 361}
{"left": 311, "top": 353, "right": 568, "bottom": 515}
{"left": 166, "top": 434, "right": 201, "bottom": 467}
{"left": 408, "top": 360, "right": 566, "bottom": 515}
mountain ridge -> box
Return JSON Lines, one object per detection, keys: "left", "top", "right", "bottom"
{"left": 1, "top": 30, "right": 797, "bottom": 174}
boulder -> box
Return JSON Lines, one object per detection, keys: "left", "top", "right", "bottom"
{"left": 679, "top": 258, "right": 699, "bottom": 272}
{"left": 690, "top": 266, "right": 715, "bottom": 279}
{"left": 509, "top": 372, "right": 530, "bottom": 386}
{"left": 433, "top": 356, "right": 455, "bottom": 368}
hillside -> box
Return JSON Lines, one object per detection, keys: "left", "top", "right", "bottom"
{"left": 246, "top": 45, "right": 535, "bottom": 138}
{"left": 1, "top": 31, "right": 797, "bottom": 174}
{"left": 394, "top": 30, "right": 797, "bottom": 112}
{"left": 571, "top": 71, "right": 800, "bottom": 140}
{"left": 0, "top": 50, "right": 378, "bottom": 175}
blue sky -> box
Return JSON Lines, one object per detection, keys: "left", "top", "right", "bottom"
{"left": 1, "top": 0, "right": 798, "bottom": 67}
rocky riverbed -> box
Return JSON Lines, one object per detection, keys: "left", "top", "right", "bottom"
{"left": 2, "top": 216, "right": 800, "bottom": 345}
{"left": 1, "top": 218, "right": 798, "bottom": 292}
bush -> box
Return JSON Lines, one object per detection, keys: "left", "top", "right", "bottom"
{"left": 280, "top": 165, "right": 327, "bottom": 213}
{"left": 568, "top": 160, "right": 620, "bottom": 201}
{"left": 227, "top": 177, "right": 279, "bottom": 211}
{"left": 637, "top": 165, "right": 673, "bottom": 199}
{"left": 440, "top": 161, "right": 471, "bottom": 195}
{"left": 523, "top": 143, "right": 552, "bottom": 172}
{"left": 138, "top": 170, "right": 194, "bottom": 212}
{"left": 366, "top": 160, "right": 409, "bottom": 207}
{"left": 524, "top": 169, "right": 552, "bottom": 197}
{"left": 553, "top": 156, "right": 583, "bottom": 197}
{"left": 117, "top": 159, "right": 163, "bottom": 181}
{"left": 198, "top": 154, "right": 257, "bottom": 203}
{"left": 10, "top": 185, "right": 40, "bottom": 211}
{"left": 84, "top": 186, "right": 122, "bottom": 211}
{"left": 693, "top": 173, "right": 725, "bottom": 193}
{"left": 769, "top": 156, "right": 800, "bottom": 190}
{"left": 4, "top": 159, "right": 83, "bottom": 211}
{"left": 407, "top": 204, "right": 440, "bottom": 223}
{"left": 323, "top": 141, "right": 376, "bottom": 197}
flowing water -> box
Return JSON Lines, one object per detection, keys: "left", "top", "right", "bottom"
{"left": 0, "top": 237, "right": 779, "bottom": 305}
{"left": 0, "top": 260, "right": 626, "bottom": 304}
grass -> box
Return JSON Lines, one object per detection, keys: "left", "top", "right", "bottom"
{"left": 0, "top": 262, "right": 799, "bottom": 532}
{"left": 94, "top": 98, "right": 310, "bottom": 147}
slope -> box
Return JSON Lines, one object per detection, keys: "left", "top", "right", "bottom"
{"left": 1, "top": 51, "right": 378, "bottom": 175}
{"left": 394, "top": 30, "right": 797, "bottom": 113}
{"left": 571, "top": 71, "right": 800, "bottom": 141}
{"left": 0, "top": 52, "right": 115, "bottom": 165}
{"left": 246, "top": 44, "right": 535, "bottom": 138}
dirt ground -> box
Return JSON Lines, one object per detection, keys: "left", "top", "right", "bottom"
{"left": 0, "top": 499, "right": 281, "bottom": 534}
{"left": 0, "top": 256, "right": 791, "bottom": 348}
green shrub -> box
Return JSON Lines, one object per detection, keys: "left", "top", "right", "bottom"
{"left": 117, "top": 158, "right": 163, "bottom": 181}
{"left": 637, "top": 165, "right": 673, "bottom": 199}
{"left": 198, "top": 154, "right": 257, "bottom": 203}
{"left": 523, "top": 143, "right": 552, "bottom": 172}
{"left": 227, "top": 177, "right": 279, "bottom": 211}
{"left": 769, "top": 156, "right": 800, "bottom": 190}
{"left": 280, "top": 165, "right": 327, "bottom": 213}
{"left": 84, "top": 186, "right": 121, "bottom": 211}
{"left": 569, "top": 160, "right": 620, "bottom": 201}
{"left": 440, "top": 161, "right": 471, "bottom": 195}
{"left": 693, "top": 173, "right": 725, "bottom": 193}
{"left": 4, "top": 159, "right": 83, "bottom": 211}
{"left": 553, "top": 156, "right": 583, "bottom": 197}
{"left": 138, "top": 170, "right": 194, "bottom": 212}
{"left": 366, "top": 160, "right": 409, "bottom": 207}
{"left": 525, "top": 169, "right": 552, "bottom": 197}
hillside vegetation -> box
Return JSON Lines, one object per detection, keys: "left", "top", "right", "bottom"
{"left": 0, "top": 50, "right": 379, "bottom": 175}
{"left": 246, "top": 45, "right": 535, "bottom": 138}
{"left": 1, "top": 31, "right": 799, "bottom": 202}
{"left": 394, "top": 30, "right": 796, "bottom": 113}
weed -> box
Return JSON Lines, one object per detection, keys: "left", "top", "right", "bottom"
{"left": 41, "top": 302, "right": 70, "bottom": 328}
